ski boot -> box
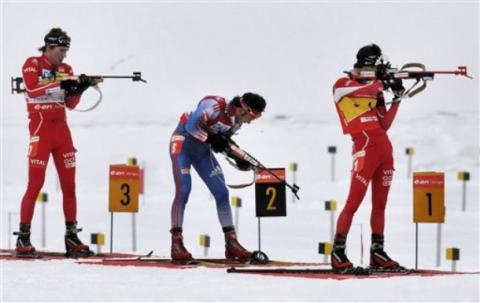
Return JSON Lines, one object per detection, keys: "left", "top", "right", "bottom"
{"left": 14, "top": 223, "right": 37, "bottom": 258}
{"left": 331, "top": 234, "right": 354, "bottom": 273}
{"left": 65, "top": 221, "right": 93, "bottom": 258}
{"left": 170, "top": 227, "right": 193, "bottom": 263}
{"left": 224, "top": 227, "right": 252, "bottom": 261}
{"left": 370, "top": 234, "right": 401, "bottom": 270}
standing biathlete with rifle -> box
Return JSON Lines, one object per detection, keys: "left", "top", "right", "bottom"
{"left": 14, "top": 28, "right": 97, "bottom": 257}
{"left": 331, "top": 44, "right": 406, "bottom": 272}
{"left": 169, "top": 93, "right": 266, "bottom": 262}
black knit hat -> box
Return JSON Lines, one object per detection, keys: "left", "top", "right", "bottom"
{"left": 242, "top": 92, "right": 266, "bottom": 113}
{"left": 44, "top": 28, "right": 71, "bottom": 48}
{"left": 354, "top": 43, "right": 382, "bottom": 68}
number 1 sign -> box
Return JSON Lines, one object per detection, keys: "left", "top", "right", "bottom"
{"left": 413, "top": 172, "right": 445, "bottom": 223}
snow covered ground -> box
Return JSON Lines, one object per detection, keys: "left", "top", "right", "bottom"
{"left": 1, "top": 1, "right": 479, "bottom": 302}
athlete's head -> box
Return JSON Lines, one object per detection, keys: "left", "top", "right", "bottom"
{"left": 354, "top": 43, "right": 383, "bottom": 68}
{"left": 39, "top": 28, "right": 71, "bottom": 67}
{"left": 230, "top": 92, "right": 266, "bottom": 124}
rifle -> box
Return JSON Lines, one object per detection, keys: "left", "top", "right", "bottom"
{"left": 11, "top": 71, "right": 146, "bottom": 94}
{"left": 348, "top": 63, "right": 472, "bottom": 99}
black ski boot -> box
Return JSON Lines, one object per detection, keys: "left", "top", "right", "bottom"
{"left": 65, "top": 221, "right": 93, "bottom": 258}
{"left": 331, "top": 234, "right": 353, "bottom": 272}
{"left": 370, "top": 234, "right": 400, "bottom": 270}
{"left": 14, "top": 223, "right": 37, "bottom": 257}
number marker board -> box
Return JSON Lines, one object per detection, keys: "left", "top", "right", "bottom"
{"left": 413, "top": 172, "right": 445, "bottom": 223}
{"left": 109, "top": 165, "right": 140, "bottom": 213}
{"left": 255, "top": 168, "right": 286, "bottom": 217}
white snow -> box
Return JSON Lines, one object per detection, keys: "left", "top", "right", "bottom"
{"left": 1, "top": 1, "right": 479, "bottom": 302}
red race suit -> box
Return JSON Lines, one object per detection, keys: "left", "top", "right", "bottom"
{"left": 19, "top": 55, "right": 82, "bottom": 224}
{"left": 333, "top": 76, "right": 400, "bottom": 236}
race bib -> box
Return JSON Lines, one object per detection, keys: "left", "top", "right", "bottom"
{"left": 170, "top": 135, "right": 185, "bottom": 155}
{"left": 28, "top": 136, "right": 40, "bottom": 157}
{"left": 352, "top": 150, "right": 366, "bottom": 172}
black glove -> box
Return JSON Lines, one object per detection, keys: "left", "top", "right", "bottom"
{"left": 235, "top": 158, "right": 253, "bottom": 171}
{"left": 67, "top": 74, "right": 95, "bottom": 96}
{"left": 375, "top": 63, "right": 391, "bottom": 80}
{"left": 206, "top": 133, "right": 230, "bottom": 153}
{"left": 383, "top": 78, "right": 405, "bottom": 100}
{"left": 60, "top": 79, "right": 78, "bottom": 93}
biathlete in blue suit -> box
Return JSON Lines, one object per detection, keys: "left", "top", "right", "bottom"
{"left": 169, "top": 93, "right": 266, "bottom": 261}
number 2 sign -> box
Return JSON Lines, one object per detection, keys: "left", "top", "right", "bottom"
{"left": 255, "top": 168, "right": 286, "bottom": 217}
{"left": 109, "top": 165, "right": 140, "bottom": 213}
{"left": 413, "top": 172, "right": 445, "bottom": 223}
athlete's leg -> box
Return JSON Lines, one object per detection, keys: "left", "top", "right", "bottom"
{"left": 170, "top": 133, "right": 193, "bottom": 228}
{"left": 193, "top": 152, "right": 233, "bottom": 228}
{"left": 52, "top": 124, "right": 77, "bottom": 222}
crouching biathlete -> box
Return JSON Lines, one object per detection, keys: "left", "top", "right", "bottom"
{"left": 331, "top": 44, "right": 406, "bottom": 272}
{"left": 14, "top": 28, "right": 97, "bottom": 258}
{"left": 169, "top": 93, "right": 266, "bottom": 262}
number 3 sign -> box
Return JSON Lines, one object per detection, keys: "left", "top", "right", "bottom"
{"left": 413, "top": 172, "right": 445, "bottom": 223}
{"left": 109, "top": 165, "right": 140, "bottom": 213}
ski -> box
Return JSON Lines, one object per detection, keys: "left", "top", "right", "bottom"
{"left": 368, "top": 265, "right": 414, "bottom": 275}
{"left": 227, "top": 266, "right": 371, "bottom": 275}
{"left": 0, "top": 248, "right": 134, "bottom": 260}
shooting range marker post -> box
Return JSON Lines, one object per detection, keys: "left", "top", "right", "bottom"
{"left": 457, "top": 171, "right": 470, "bottom": 211}
{"left": 199, "top": 234, "right": 211, "bottom": 256}
{"left": 36, "top": 192, "right": 48, "bottom": 247}
{"left": 327, "top": 146, "right": 337, "bottom": 181}
{"left": 108, "top": 164, "right": 140, "bottom": 253}
{"left": 413, "top": 172, "right": 445, "bottom": 269}
{"left": 91, "top": 233, "right": 105, "bottom": 254}
{"left": 405, "top": 147, "right": 415, "bottom": 179}
{"left": 255, "top": 168, "right": 287, "bottom": 252}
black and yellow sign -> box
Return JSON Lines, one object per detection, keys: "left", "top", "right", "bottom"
{"left": 446, "top": 247, "right": 460, "bottom": 261}
{"left": 318, "top": 242, "right": 333, "bottom": 255}
{"left": 255, "top": 168, "right": 286, "bottom": 217}
{"left": 325, "top": 200, "right": 337, "bottom": 211}
{"left": 109, "top": 165, "right": 140, "bottom": 213}
{"left": 405, "top": 147, "right": 415, "bottom": 155}
{"left": 91, "top": 233, "right": 105, "bottom": 245}
{"left": 413, "top": 172, "right": 445, "bottom": 223}
{"left": 457, "top": 171, "right": 470, "bottom": 181}
{"left": 231, "top": 196, "right": 242, "bottom": 208}
{"left": 36, "top": 192, "right": 48, "bottom": 203}
{"left": 199, "top": 234, "right": 210, "bottom": 247}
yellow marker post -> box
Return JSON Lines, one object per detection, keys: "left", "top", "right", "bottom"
{"left": 446, "top": 247, "right": 460, "bottom": 272}
{"left": 289, "top": 162, "right": 298, "bottom": 203}
{"left": 457, "top": 171, "right": 470, "bottom": 212}
{"left": 36, "top": 192, "right": 48, "bottom": 248}
{"left": 325, "top": 200, "right": 337, "bottom": 243}
{"left": 318, "top": 242, "right": 333, "bottom": 263}
{"left": 231, "top": 196, "right": 242, "bottom": 233}
{"left": 405, "top": 147, "right": 415, "bottom": 179}
{"left": 327, "top": 146, "right": 337, "bottom": 181}
{"left": 413, "top": 172, "right": 445, "bottom": 269}
{"left": 91, "top": 233, "right": 105, "bottom": 254}
{"left": 108, "top": 164, "right": 140, "bottom": 253}
{"left": 199, "top": 234, "right": 210, "bottom": 256}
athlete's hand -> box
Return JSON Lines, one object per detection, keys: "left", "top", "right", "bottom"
{"left": 60, "top": 79, "right": 78, "bottom": 92}
{"left": 78, "top": 74, "right": 97, "bottom": 87}
{"left": 206, "top": 133, "right": 231, "bottom": 153}
{"left": 235, "top": 158, "right": 253, "bottom": 171}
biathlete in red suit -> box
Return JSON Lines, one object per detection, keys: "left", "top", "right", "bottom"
{"left": 15, "top": 28, "right": 97, "bottom": 257}
{"left": 331, "top": 44, "right": 406, "bottom": 271}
